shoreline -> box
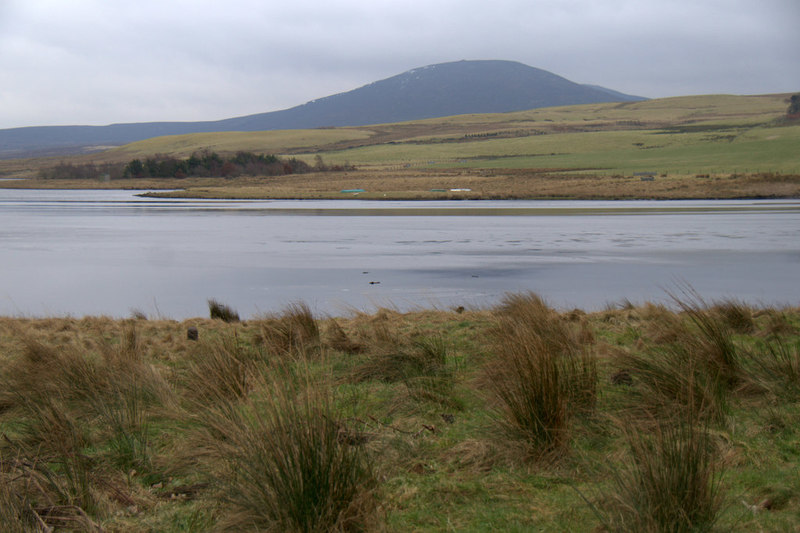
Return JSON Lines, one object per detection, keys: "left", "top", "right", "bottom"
{"left": 4, "top": 179, "right": 800, "bottom": 206}
{"left": 1, "top": 167, "right": 799, "bottom": 201}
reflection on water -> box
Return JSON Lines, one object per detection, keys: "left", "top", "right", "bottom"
{"left": 1, "top": 189, "right": 798, "bottom": 318}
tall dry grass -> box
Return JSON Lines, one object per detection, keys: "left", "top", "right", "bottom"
{"left": 208, "top": 299, "right": 240, "bottom": 322}
{"left": 0, "top": 451, "right": 102, "bottom": 532}
{"left": 0, "top": 322, "right": 171, "bottom": 529}
{"left": 255, "top": 301, "right": 322, "bottom": 360}
{"left": 740, "top": 335, "right": 800, "bottom": 398}
{"left": 484, "top": 293, "right": 597, "bottom": 460}
{"left": 616, "top": 289, "right": 747, "bottom": 423}
{"left": 670, "top": 288, "right": 740, "bottom": 385}
{"left": 196, "top": 368, "right": 377, "bottom": 532}
{"left": 349, "top": 332, "right": 460, "bottom": 410}
{"left": 602, "top": 410, "right": 724, "bottom": 532}
{"left": 16, "top": 397, "right": 97, "bottom": 515}
{"left": 0, "top": 454, "right": 38, "bottom": 532}
{"left": 615, "top": 338, "right": 730, "bottom": 423}
{"left": 184, "top": 332, "right": 268, "bottom": 404}
{"left": 711, "top": 298, "right": 755, "bottom": 334}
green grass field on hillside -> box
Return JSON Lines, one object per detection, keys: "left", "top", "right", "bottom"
{"left": 2, "top": 93, "right": 797, "bottom": 199}
{"left": 110, "top": 128, "right": 376, "bottom": 159}
{"left": 82, "top": 93, "right": 800, "bottom": 177}
{"left": 311, "top": 97, "right": 799, "bottom": 175}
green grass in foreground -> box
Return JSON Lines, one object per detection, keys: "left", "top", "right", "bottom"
{"left": 0, "top": 292, "right": 799, "bottom": 531}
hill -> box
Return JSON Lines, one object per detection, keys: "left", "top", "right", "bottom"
{"left": 0, "top": 60, "right": 643, "bottom": 158}
{"left": 3, "top": 93, "right": 796, "bottom": 201}
{"left": 216, "top": 60, "right": 646, "bottom": 130}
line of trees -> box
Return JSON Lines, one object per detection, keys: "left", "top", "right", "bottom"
{"left": 122, "top": 150, "right": 306, "bottom": 179}
{"left": 40, "top": 151, "right": 353, "bottom": 180}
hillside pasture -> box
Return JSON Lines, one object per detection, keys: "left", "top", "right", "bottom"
{"left": 313, "top": 96, "right": 800, "bottom": 176}
{"left": 1, "top": 93, "right": 798, "bottom": 199}
{"left": 108, "top": 128, "right": 375, "bottom": 160}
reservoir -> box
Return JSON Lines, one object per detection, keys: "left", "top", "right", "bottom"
{"left": 1, "top": 189, "right": 798, "bottom": 318}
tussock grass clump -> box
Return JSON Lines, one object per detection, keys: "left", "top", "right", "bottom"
{"left": 712, "top": 298, "right": 755, "bottom": 334}
{"left": 16, "top": 398, "right": 97, "bottom": 515}
{"left": 325, "top": 319, "right": 364, "bottom": 354}
{"left": 350, "top": 335, "right": 448, "bottom": 384}
{"left": 0, "top": 336, "right": 100, "bottom": 411}
{"left": 354, "top": 334, "right": 460, "bottom": 410}
{"left": 639, "top": 302, "right": 687, "bottom": 345}
{"left": 185, "top": 333, "right": 268, "bottom": 403}
{"left": 0, "top": 322, "right": 169, "bottom": 418}
{"left": 90, "top": 379, "right": 153, "bottom": 471}
{"left": 344, "top": 316, "right": 464, "bottom": 410}
{"left": 401, "top": 336, "right": 458, "bottom": 407}
{"left": 760, "top": 308, "right": 799, "bottom": 337}
{"left": 616, "top": 337, "right": 730, "bottom": 423}
{"left": 485, "top": 292, "right": 597, "bottom": 459}
{"left": 197, "top": 370, "right": 377, "bottom": 532}
{"left": 618, "top": 289, "right": 747, "bottom": 422}
{"left": 346, "top": 308, "right": 405, "bottom": 348}
{"left": 670, "top": 288, "right": 740, "bottom": 385}
{"left": 208, "top": 299, "right": 240, "bottom": 322}
{"left": 0, "top": 452, "right": 102, "bottom": 532}
{"left": 602, "top": 412, "right": 724, "bottom": 533}
{"left": 740, "top": 335, "right": 800, "bottom": 398}
{"left": 0, "top": 463, "right": 36, "bottom": 532}
{"left": 0, "top": 323, "right": 171, "bottom": 529}
{"left": 255, "top": 301, "right": 322, "bottom": 359}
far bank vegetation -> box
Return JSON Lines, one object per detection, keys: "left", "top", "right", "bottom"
{"left": 38, "top": 150, "right": 352, "bottom": 180}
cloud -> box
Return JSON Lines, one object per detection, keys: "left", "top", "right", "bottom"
{"left": 0, "top": 0, "right": 797, "bottom": 128}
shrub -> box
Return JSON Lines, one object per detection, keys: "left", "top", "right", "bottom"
{"left": 787, "top": 93, "right": 800, "bottom": 117}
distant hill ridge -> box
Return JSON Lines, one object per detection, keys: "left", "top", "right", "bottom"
{"left": 0, "top": 60, "right": 645, "bottom": 158}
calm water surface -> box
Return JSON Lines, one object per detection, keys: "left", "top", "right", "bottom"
{"left": 1, "top": 189, "right": 798, "bottom": 318}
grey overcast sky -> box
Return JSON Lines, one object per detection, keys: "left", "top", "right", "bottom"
{"left": 1, "top": 0, "right": 798, "bottom": 129}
